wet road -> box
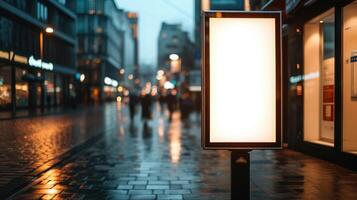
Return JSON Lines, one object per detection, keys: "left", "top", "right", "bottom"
{"left": 1, "top": 102, "right": 357, "bottom": 199}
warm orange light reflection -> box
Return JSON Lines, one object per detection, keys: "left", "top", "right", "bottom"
{"left": 158, "top": 118, "right": 165, "bottom": 142}
{"left": 119, "top": 126, "right": 125, "bottom": 136}
{"left": 169, "top": 112, "right": 181, "bottom": 164}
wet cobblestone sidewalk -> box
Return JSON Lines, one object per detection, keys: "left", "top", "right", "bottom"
{"left": 0, "top": 105, "right": 119, "bottom": 197}
{"left": 2, "top": 103, "right": 357, "bottom": 200}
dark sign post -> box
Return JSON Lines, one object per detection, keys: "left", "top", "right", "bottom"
{"left": 202, "top": 11, "right": 282, "bottom": 199}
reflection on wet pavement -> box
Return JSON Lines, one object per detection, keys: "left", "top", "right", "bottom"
{"left": 3, "top": 102, "right": 357, "bottom": 200}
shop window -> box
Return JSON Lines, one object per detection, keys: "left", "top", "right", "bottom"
{"left": 0, "top": 66, "right": 12, "bottom": 109}
{"left": 45, "top": 72, "right": 55, "bottom": 106}
{"left": 56, "top": 75, "right": 63, "bottom": 105}
{"left": 36, "top": 2, "right": 48, "bottom": 22}
{"left": 15, "top": 68, "right": 28, "bottom": 107}
{"left": 303, "top": 9, "right": 335, "bottom": 146}
{"left": 343, "top": 0, "right": 357, "bottom": 154}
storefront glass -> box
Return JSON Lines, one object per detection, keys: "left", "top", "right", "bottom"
{"left": 303, "top": 9, "right": 335, "bottom": 146}
{"left": 15, "top": 68, "right": 29, "bottom": 107}
{"left": 45, "top": 72, "right": 55, "bottom": 106}
{"left": 56, "top": 75, "right": 63, "bottom": 105}
{"left": 0, "top": 66, "right": 12, "bottom": 109}
{"left": 343, "top": 0, "right": 357, "bottom": 154}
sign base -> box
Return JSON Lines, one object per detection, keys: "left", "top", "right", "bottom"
{"left": 231, "top": 150, "right": 251, "bottom": 200}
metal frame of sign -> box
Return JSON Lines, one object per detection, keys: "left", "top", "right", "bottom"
{"left": 201, "top": 11, "right": 282, "bottom": 150}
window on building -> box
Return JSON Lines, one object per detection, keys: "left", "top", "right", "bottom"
{"left": 77, "top": 16, "right": 86, "bottom": 33}
{"left": 303, "top": 9, "right": 335, "bottom": 146}
{"left": 76, "top": 0, "right": 86, "bottom": 13}
{"left": 15, "top": 68, "right": 28, "bottom": 107}
{"left": 37, "top": 2, "right": 48, "bottom": 22}
{"left": 45, "top": 72, "right": 55, "bottom": 106}
{"left": 343, "top": 0, "right": 357, "bottom": 154}
{"left": 0, "top": 66, "right": 12, "bottom": 109}
{"left": 56, "top": 75, "right": 63, "bottom": 105}
{"left": 88, "top": 0, "right": 96, "bottom": 13}
{"left": 57, "top": 0, "right": 66, "bottom": 5}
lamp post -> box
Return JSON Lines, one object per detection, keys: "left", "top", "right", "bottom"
{"left": 40, "top": 27, "right": 53, "bottom": 111}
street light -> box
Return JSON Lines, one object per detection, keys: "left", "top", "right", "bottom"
{"left": 39, "top": 26, "right": 53, "bottom": 110}
{"left": 169, "top": 54, "right": 179, "bottom": 61}
{"left": 45, "top": 27, "right": 54, "bottom": 33}
{"left": 128, "top": 74, "right": 133, "bottom": 80}
{"left": 40, "top": 27, "right": 54, "bottom": 61}
{"left": 80, "top": 74, "right": 85, "bottom": 82}
{"left": 157, "top": 70, "right": 164, "bottom": 76}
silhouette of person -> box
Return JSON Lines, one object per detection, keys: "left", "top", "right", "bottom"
{"left": 140, "top": 93, "right": 152, "bottom": 122}
{"left": 129, "top": 92, "right": 138, "bottom": 120}
{"left": 166, "top": 89, "right": 177, "bottom": 121}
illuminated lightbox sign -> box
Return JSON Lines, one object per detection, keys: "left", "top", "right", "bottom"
{"left": 28, "top": 56, "right": 54, "bottom": 71}
{"left": 202, "top": 11, "right": 282, "bottom": 149}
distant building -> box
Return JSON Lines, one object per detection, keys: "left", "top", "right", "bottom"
{"left": 119, "top": 11, "right": 136, "bottom": 89}
{"left": 157, "top": 23, "right": 194, "bottom": 74}
{"left": 140, "top": 64, "right": 155, "bottom": 86}
{"left": 71, "top": 0, "right": 136, "bottom": 102}
{"left": 0, "top": 0, "right": 77, "bottom": 115}
{"left": 127, "top": 12, "right": 139, "bottom": 80}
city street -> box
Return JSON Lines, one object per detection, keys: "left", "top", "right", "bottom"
{"left": 2, "top": 0, "right": 357, "bottom": 199}
{"left": 0, "top": 103, "right": 356, "bottom": 200}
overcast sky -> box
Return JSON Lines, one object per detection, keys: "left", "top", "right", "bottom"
{"left": 115, "top": 0, "right": 194, "bottom": 68}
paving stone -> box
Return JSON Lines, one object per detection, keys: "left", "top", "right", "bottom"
{"left": 164, "top": 189, "right": 191, "bottom": 195}
{"left": 117, "top": 185, "right": 133, "bottom": 190}
{"left": 128, "top": 181, "right": 147, "bottom": 185}
{"left": 128, "top": 190, "right": 152, "bottom": 195}
{"left": 147, "top": 185, "right": 170, "bottom": 190}
{"left": 149, "top": 180, "right": 170, "bottom": 185}
{"left": 133, "top": 185, "right": 146, "bottom": 190}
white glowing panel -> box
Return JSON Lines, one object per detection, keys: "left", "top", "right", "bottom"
{"left": 209, "top": 17, "right": 277, "bottom": 143}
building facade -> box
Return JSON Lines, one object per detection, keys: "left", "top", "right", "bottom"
{"left": 158, "top": 23, "right": 194, "bottom": 75}
{"left": 0, "top": 0, "right": 77, "bottom": 116}
{"left": 127, "top": 12, "right": 139, "bottom": 84}
{"left": 119, "top": 11, "right": 136, "bottom": 89}
{"left": 257, "top": 0, "right": 357, "bottom": 169}
{"left": 71, "top": 0, "right": 136, "bottom": 103}
{"left": 72, "top": 0, "right": 120, "bottom": 102}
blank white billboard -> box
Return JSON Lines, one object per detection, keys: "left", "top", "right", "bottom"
{"left": 202, "top": 12, "right": 281, "bottom": 149}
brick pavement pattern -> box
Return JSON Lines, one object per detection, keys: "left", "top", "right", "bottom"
{"left": 0, "top": 105, "right": 119, "bottom": 197}
{"left": 2, "top": 103, "right": 357, "bottom": 199}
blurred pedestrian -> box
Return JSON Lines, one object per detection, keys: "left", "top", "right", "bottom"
{"left": 129, "top": 91, "right": 138, "bottom": 121}
{"left": 179, "top": 91, "right": 193, "bottom": 121}
{"left": 140, "top": 93, "right": 152, "bottom": 122}
{"left": 166, "top": 89, "right": 177, "bottom": 121}
{"left": 46, "top": 95, "right": 51, "bottom": 107}
{"left": 158, "top": 93, "right": 166, "bottom": 113}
